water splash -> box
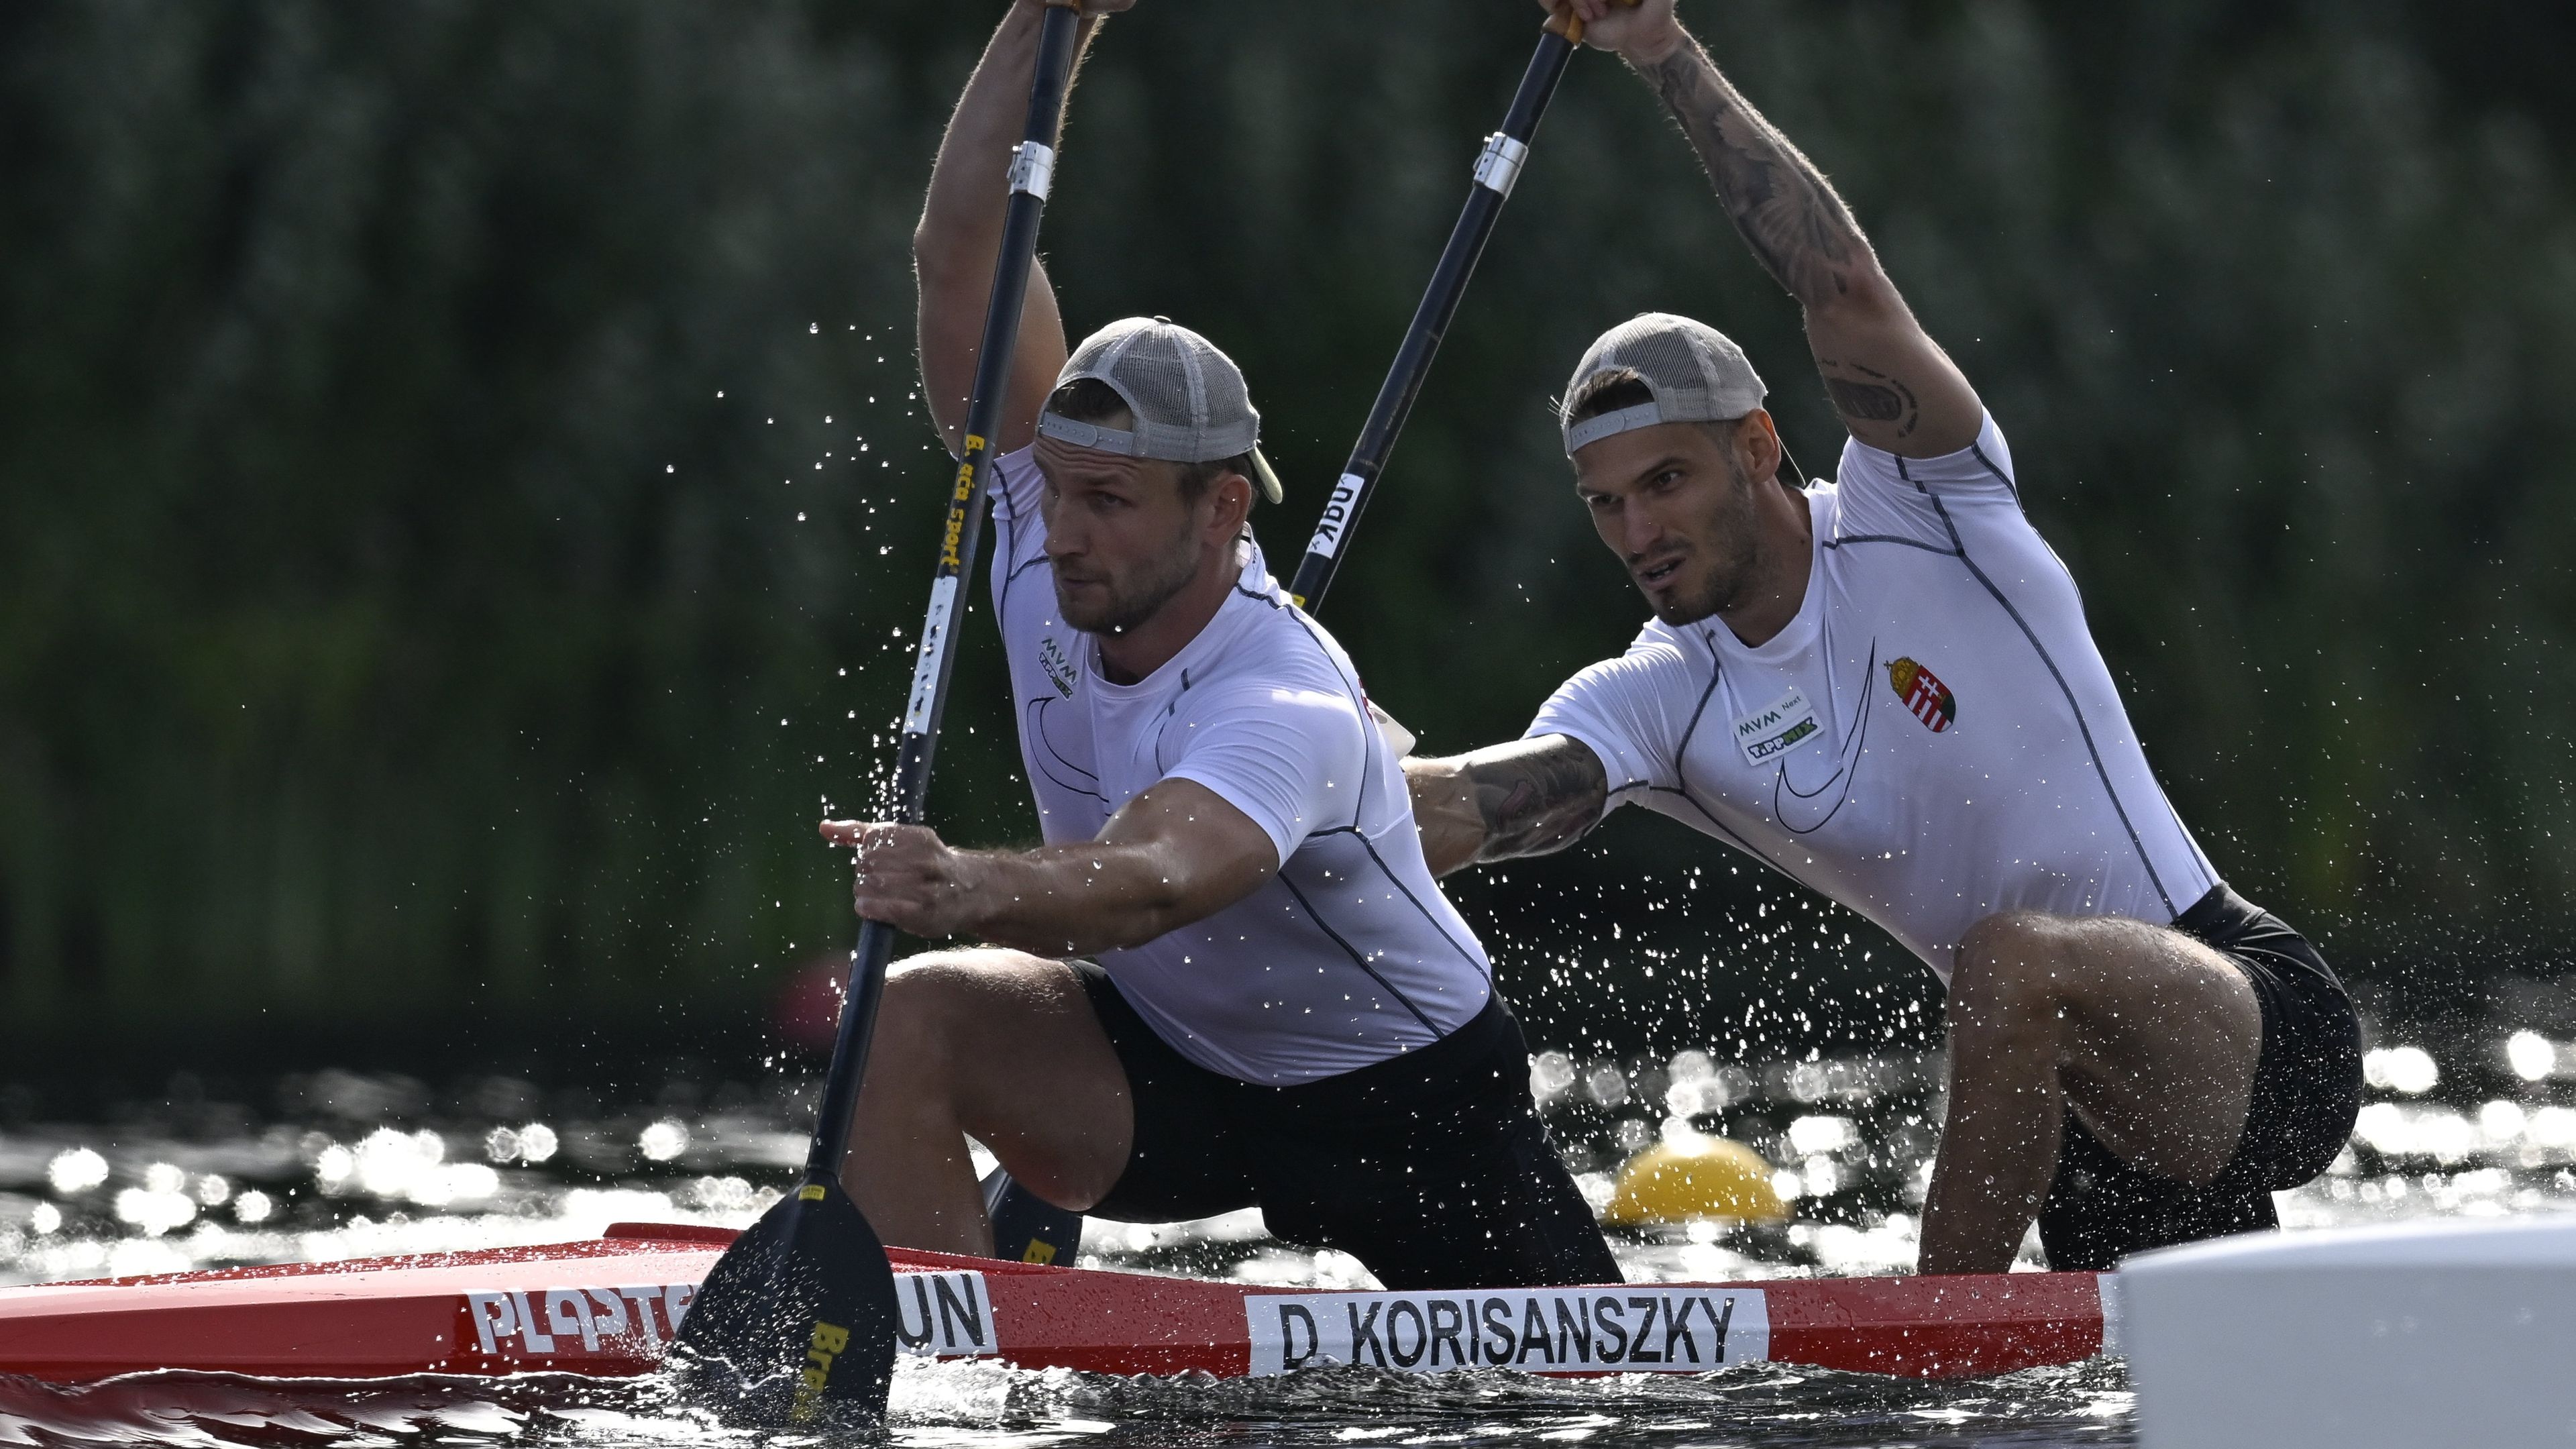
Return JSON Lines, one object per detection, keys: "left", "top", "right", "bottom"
{"left": 0, "top": 1358, "right": 2135, "bottom": 1449}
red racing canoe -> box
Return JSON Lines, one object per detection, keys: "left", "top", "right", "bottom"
{"left": 0, "top": 1222, "right": 2108, "bottom": 1383}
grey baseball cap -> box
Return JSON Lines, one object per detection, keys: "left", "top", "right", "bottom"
{"left": 1034, "top": 316, "right": 1283, "bottom": 502}
{"left": 1560, "top": 313, "right": 1768, "bottom": 454}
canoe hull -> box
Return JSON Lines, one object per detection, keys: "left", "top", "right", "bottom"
{"left": 0, "top": 1224, "right": 2104, "bottom": 1383}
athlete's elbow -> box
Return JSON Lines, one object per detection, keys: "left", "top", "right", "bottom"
{"left": 910, "top": 223, "right": 945, "bottom": 287}
{"left": 1130, "top": 853, "right": 1277, "bottom": 946}
{"left": 1488, "top": 805, "right": 1601, "bottom": 865}
{"left": 1421, "top": 835, "right": 1481, "bottom": 879}
{"left": 1804, "top": 263, "right": 1907, "bottom": 328}
{"left": 912, "top": 221, "right": 987, "bottom": 301}
{"left": 1091, "top": 922, "right": 1169, "bottom": 954}
{"left": 1150, "top": 883, "right": 1222, "bottom": 941}
{"left": 1087, "top": 879, "right": 1198, "bottom": 953}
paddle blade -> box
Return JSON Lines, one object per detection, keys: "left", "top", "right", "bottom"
{"left": 672, "top": 1175, "right": 899, "bottom": 1428}
{"left": 981, "top": 1167, "right": 1085, "bottom": 1266}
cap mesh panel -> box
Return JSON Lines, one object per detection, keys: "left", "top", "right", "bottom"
{"left": 1619, "top": 327, "right": 1723, "bottom": 413}
{"left": 1051, "top": 317, "right": 1260, "bottom": 462}
{"left": 1560, "top": 313, "right": 1767, "bottom": 452}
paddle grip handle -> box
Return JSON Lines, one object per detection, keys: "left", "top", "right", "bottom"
{"left": 1545, "top": 0, "right": 1640, "bottom": 48}
{"left": 1285, "top": 25, "right": 1578, "bottom": 613}
{"left": 805, "top": 1, "right": 1085, "bottom": 1182}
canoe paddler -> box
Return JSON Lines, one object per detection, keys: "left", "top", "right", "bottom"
{"left": 818, "top": 0, "right": 1619, "bottom": 1291}
{"left": 1406, "top": 0, "right": 2363, "bottom": 1273}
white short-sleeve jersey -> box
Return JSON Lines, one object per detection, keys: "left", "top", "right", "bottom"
{"left": 1529, "top": 413, "right": 2219, "bottom": 980}
{"left": 987, "top": 447, "right": 1493, "bottom": 1083}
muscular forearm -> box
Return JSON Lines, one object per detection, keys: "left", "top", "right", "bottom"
{"left": 840, "top": 782, "right": 1273, "bottom": 952}
{"left": 1404, "top": 757, "right": 1489, "bottom": 877}
{"left": 912, "top": 1, "right": 1097, "bottom": 447}
{"left": 919, "top": 8, "right": 1052, "bottom": 270}
{"left": 1621, "top": 19, "right": 1982, "bottom": 455}
{"left": 950, "top": 841, "right": 1203, "bottom": 957}
{"left": 1628, "top": 32, "right": 1884, "bottom": 316}
{"left": 1407, "top": 737, "right": 1611, "bottom": 878}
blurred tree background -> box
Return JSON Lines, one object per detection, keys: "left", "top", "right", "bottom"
{"left": 4, "top": 0, "right": 2574, "bottom": 1073}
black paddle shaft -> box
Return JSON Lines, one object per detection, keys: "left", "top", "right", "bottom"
{"left": 808, "top": 0, "right": 1084, "bottom": 1183}
{"left": 980, "top": 2, "right": 1631, "bottom": 1257}
{"left": 674, "top": 9, "right": 1085, "bottom": 1426}
{"left": 1285, "top": 22, "right": 1578, "bottom": 612}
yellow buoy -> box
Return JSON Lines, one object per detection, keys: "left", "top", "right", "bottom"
{"left": 1601, "top": 1136, "right": 1788, "bottom": 1226}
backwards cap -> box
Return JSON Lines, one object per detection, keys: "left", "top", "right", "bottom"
{"left": 1035, "top": 316, "right": 1283, "bottom": 502}
{"left": 1560, "top": 313, "right": 1768, "bottom": 455}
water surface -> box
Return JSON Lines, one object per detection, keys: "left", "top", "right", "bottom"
{"left": 1, "top": 1026, "right": 2567, "bottom": 1447}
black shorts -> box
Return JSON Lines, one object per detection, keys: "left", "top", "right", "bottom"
{"left": 1071, "top": 962, "right": 1621, "bottom": 1291}
{"left": 2037, "top": 882, "right": 2362, "bottom": 1271}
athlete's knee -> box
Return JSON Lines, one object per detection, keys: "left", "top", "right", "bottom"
{"left": 873, "top": 948, "right": 1015, "bottom": 1080}
{"left": 1947, "top": 912, "right": 2078, "bottom": 1040}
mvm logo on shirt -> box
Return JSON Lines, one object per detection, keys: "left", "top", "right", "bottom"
{"left": 1887, "top": 656, "right": 1957, "bottom": 733}
{"left": 1038, "top": 636, "right": 1078, "bottom": 699}
{"left": 1245, "top": 1287, "right": 1768, "bottom": 1376}
{"left": 1733, "top": 686, "right": 1823, "bottom": 767}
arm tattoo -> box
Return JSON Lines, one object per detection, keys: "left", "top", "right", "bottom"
{"left": 1465, "top": 738, "right": 1610, "bottom": 862}
{"left": 1821, "top": 360, "right": 1919, "bottom": 429}
{"left": 1825, "top": 376, "right": 1904, "bottom": 423}
{"left": 1642, "top": 40, "right": 1939, "bottom": 443}
{"left": 1640, "top": 39, "right": 1871, "bottom": 309}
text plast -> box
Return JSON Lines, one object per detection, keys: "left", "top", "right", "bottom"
{"left": 460, "top": 1269, "right": 996, "bottom": 1362}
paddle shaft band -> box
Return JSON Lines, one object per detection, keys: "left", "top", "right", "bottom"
{"left": 806, "top": 1, "right": 1085, "bottom": 1182}
{"left": 1285, "top": 32, "right": 1570, "bottom": 610}
{"left": 1287, "top": 7, "right": 1628, "bottom": 612}
{"left": 981, "top": 0, "right": 1627, "bottom": 1250}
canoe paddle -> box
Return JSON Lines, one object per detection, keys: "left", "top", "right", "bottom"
{"left": 1287, "top": 0, "right": 1631, "bottom": 610}
{"left": 980, "top": 0, "right": 1632, "bottom": 1263}
{"left": 672, "top": 1, "right": 1087, "bottom": 1427}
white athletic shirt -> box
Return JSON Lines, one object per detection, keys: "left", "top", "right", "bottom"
{"left": 986, "top": 447, "right": 1493, "bottom": 1083}
{"left": 1529, "top": 413, "right": 2220, "bottom": 981}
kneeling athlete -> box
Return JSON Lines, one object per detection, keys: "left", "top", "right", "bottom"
{"left": 1409, "top": 0, "right": 2362, "bottom": 1273}
{"left": 820, "top": 0, "right": 1619, "bottom": 1291}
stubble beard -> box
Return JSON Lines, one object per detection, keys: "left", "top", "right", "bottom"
{"left": 1650, "top": 458, "right": 1763, "bottom": 627}
{"left": 1056, "top": 524, "right": 1203, "bottom": 637}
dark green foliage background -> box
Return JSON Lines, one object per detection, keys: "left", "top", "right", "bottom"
{"left": 4, "top": 0, "right": 2573, "bottom": 1065}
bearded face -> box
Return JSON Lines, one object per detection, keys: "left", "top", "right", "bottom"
{"left": 1050, "top": 498, "right": 1202, "bottom": 634}
{"left": 1574, "top": 419, "right": 1769, "bottom": 628}
{"left": 1031, "top": 435, "right": 1225, "bottom": 640}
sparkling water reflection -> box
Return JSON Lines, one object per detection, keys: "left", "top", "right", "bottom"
{"left": 3, "top": 1020, "right": 2572, "bottom": 1447}
{"left": 0, "top": 1359, "right": 2135, "bottom": 1449}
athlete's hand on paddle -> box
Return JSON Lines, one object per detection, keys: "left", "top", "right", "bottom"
{"left": 677, "top": 1, "right": 1092, "bottom": 1428}
{"left": 822, "top": 819, "right": 983, "bottom": 940}
{"left": 1546, "top": 0, "right": 1672, "bottom": 59}
{"left": 821, "top": 782, "right": 1275, "bottom": 957}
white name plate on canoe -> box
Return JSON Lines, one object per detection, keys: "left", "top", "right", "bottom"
{"left": 892, "top": 1270, "right": 999, "bottom": 1358}
{"left": 462, "top": 1269, "right": 996, "bottom": 1362}
{"left": 1246, "top": 1287, "right": 1768, "bottom": 1376}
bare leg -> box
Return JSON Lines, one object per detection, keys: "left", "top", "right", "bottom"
{"left": 1918, "top": 911, "right": 2263, "bottom": 1275}
{"left": 839, "top": 949, "right": 1132, "bottom": 1256}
